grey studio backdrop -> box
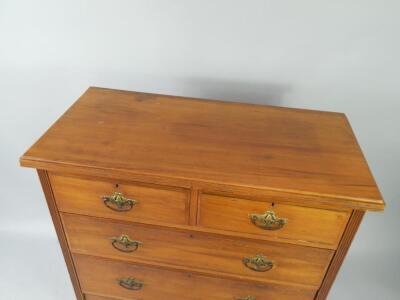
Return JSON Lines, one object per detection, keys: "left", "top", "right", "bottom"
{"left": 0, "top": 1, "right": 399, "bottom": 299}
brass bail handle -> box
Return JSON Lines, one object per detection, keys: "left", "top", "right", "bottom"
{"left": 110, "top": 234, "right": 142, "bottom": 253}
{"left": 102, "top": 191, "right": 137, "bottom": 212}
{"left": 243, "top": 254, "right": 274, "bottom": 272}
{"left": 118, "top": 277, "right": 144, "bottom": 290}
{"left": 249, "top": 210, "right": 287, "bottom": 230}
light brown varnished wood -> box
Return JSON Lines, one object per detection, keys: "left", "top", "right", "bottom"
{"left": 62, "top": 213, "right": 333, "bottom": 288}
{"left": 50, "top": 173, "right": 190, "bottom": 225}
{"left": 315, "top": 210, "right": 365, "bottom": 300}
{"left": 20, "top": 87, "right": 384, "bottom": 211}
{"left": 37, "top": 170, "right": 84, "bottom": 300}
{"left": 85, "top": 295, "right": 117, "bottom": 300}
{"left": 189, "top": 186, "right": 200, "bottom": 225}
{"left": 85, "top": 295, "right": 124, "bottom": 300}
{"left": 198, "top": 193, "right": 351, "bottom": 249}
{"left": 199, "top": 182, "right": 381, "bottom": 212}
{"left": 20, "top": 87, "right": 384, "bottom": 300}
{"left": 74, "top": 254, "right": 317, "bottom": 300}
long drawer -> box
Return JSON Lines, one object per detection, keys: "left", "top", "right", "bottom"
{"left": 63, "top": 213, "right": 333, "bottom": 288}
{"left": 74, "top": 254, "right": 317, "bottom": 300}
{"left": 198, "top": 193, "right": 351, "bottom": 249}
{"left": 50, "top": 173, "right": 190, "bottom": 225}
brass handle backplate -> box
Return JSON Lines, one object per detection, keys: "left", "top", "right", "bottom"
{"left": 235, "top": 297, "right": 256, "bottom": 300}
{"left": 118, "top": 277, "right": 143, "bottom": 290}
{"left": 102, "top": 192, "right": 137, "bottom": 212}
{"left": 249, "top": 210, "right": 287, "bottom": 230}
{"left": 243, "top": 254, "right": 274, "bottom": 272}
{"left": 111, "top": 234, "right": 142, "bottom": 252}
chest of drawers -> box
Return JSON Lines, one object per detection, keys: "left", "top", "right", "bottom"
{"left": 20, "top": 87, "right": 385, "bottom": 300}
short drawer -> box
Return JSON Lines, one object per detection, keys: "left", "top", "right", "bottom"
{"left": 74, "top": 254, "right": 317, "bottom": 300}
{"left": 50, "top": 173, "right": 190, "bottom": 225}
{"left": 198, "top": 193, "right": 351, "bottom": 249}
{"left": 63, "top": 213, "right": 333, "bottom": 288}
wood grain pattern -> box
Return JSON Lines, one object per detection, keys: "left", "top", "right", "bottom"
{"left": 189, "top": 186, "right": 200, "bottom": 225}
{"left": 37, "top": 170, "right": 84, "bottom": 300}
{"left": 86, "top": 295, "right": 133, "bottom": 300}
{"left": 20, "top": 87, "right": 384, "bottom": 211}
{"left": 85, "top": 295, "right": 120, "bottom": 300}
{"left": 199, "top": 182, "right": 382, "bottom": 212}
{"left": 74, "top": 254, "right": 317, "bottom": 300}
{"left": 198, "top": 193, "right": 351, "bottom": 249}
{"left": 85, "top": 294, "right": 129, "bottom": 300}
{"left": 315, "top": 210, "right": 365, "bottom": 300}
{"left": 62, "top": 213, "right": 333, "bottom": 288}
{"left": 50, "top": 173, "right": 190, "bottom": 225}
{"left": 20, "top": 88, "right": 384, "bottom": 300}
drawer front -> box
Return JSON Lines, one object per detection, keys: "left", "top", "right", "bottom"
{"left": 74, "top": 254, "right": 316, "bottom": 300}
{"left": 50, "top": 174, "right": 189, "bottom": 225}
{"left": 63, "top": 213, "right": 333, "bottom": 288}
{"left": 198, "top": 193, "right": 351, "bottom": 249}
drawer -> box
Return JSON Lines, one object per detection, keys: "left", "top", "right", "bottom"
{"left": 198, "top": 193, "right": 351, "bottom": 249}
{"left": 63, "top": 213, "right": 333, "bottom": 288}
{"left": 50, "top": 173, "right": 189, "bottom": 225}
{"left": 74, "top": 254, "right": 316, "bottom": 300}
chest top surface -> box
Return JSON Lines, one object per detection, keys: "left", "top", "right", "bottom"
{"left": 20, "top": 87, "right": 384, "bottom": 210}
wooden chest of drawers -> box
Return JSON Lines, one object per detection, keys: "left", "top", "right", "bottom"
{"left": 20, "top": 87, "right": 384, "bottom": 300}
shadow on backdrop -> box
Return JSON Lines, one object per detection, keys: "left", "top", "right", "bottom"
{"left": 181, "top": 77, "right": 291, "bottom": 107}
